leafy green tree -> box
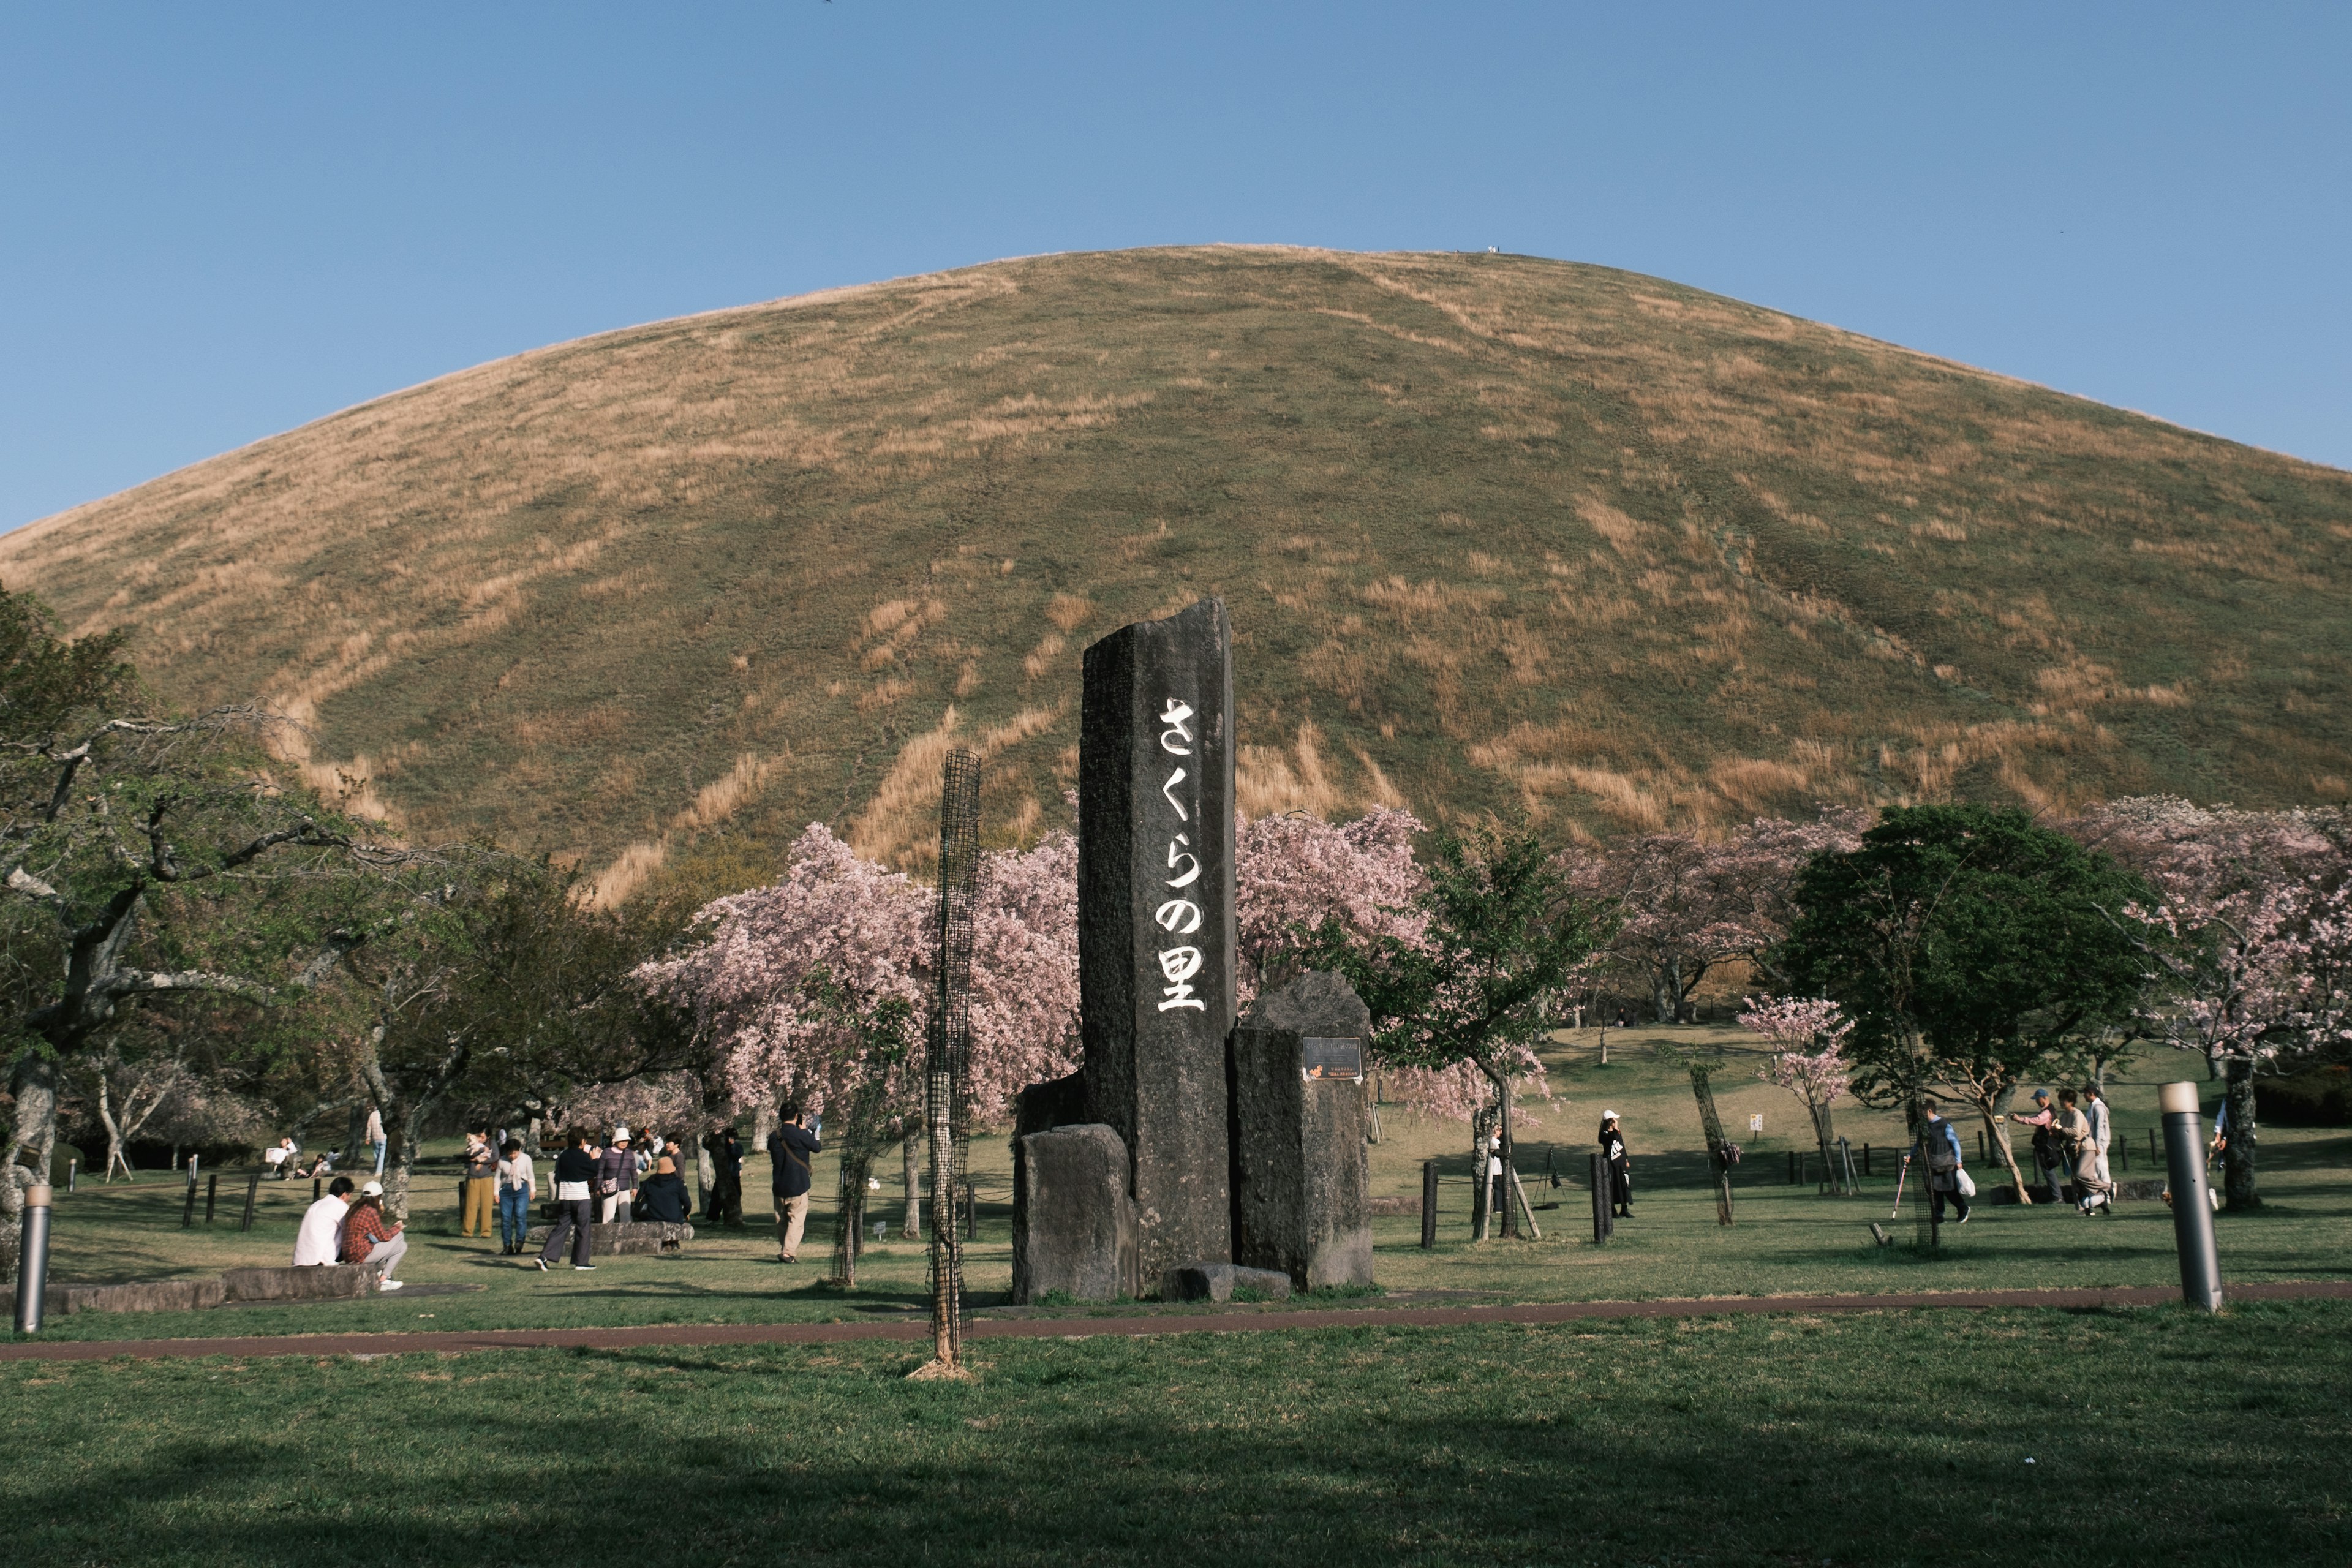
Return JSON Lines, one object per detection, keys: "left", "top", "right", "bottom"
{"left": 1311, "top": 819, "right": 1608, "bottom": 1239}
{"left": 0, "top": 583, "right": 414, "bottom": 1269}
{"left": 1774, "top": 804, "right": 2154, "bottom": 1202}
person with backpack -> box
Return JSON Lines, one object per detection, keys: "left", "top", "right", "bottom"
{"left": 2008, "top": 1089, "right": 2067, "bottom": 1205}
{"left": 1599, "top": 1111, "right": 1632, "bottom": 1219}
{"left": 1908, "top": 1099, "right": 1971, "bottom": 1225}
{"left": 768, "top": 1102, "right": 821, "bottom": 1264}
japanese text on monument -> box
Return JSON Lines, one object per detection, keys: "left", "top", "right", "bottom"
{"left": 1155, "top": 698, "right": 1205, "bottom": 1012}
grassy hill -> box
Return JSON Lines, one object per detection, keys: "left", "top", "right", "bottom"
{"left": 5, "top": 246, "right": 2348, "bottom": 899}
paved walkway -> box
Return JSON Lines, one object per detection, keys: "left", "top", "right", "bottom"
{"left": 4, "top": 1279, "right": 2345, "bottom": 1364}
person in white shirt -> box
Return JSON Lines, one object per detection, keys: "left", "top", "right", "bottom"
{"left": 496, "top": 1139, "right": 536, "bottom": 1255}
{"left": 2082, "top": 1082, "right": 2114, "bottom": 1191}
{"left": 262, "top": 1137, "right": 296, "bottom": 1178}
{"left": 293, "top": 1177, "right": 356, "bottom": 1265}
{"left": 365, "top": 1106, "right": 386, "bottom": 1175}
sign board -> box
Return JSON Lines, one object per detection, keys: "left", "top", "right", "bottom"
{"left": 1300, "top": 1037, "right": 1365, "bottom": 1082}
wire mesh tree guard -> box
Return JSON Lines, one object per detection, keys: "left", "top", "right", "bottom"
{"left": 913, "top": 745, "right": 981, "bottom": 1378}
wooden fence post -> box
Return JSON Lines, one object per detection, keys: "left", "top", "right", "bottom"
{"left": 1419, "top": 1160, "right": 1437, "bottom": 1250}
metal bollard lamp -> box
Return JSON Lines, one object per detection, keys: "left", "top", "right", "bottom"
{"left": 2160, "top": 1082, "right": 2223, "bottom": 1312}
{"left": 15, "top": 1183, "right": 53, "bottom": 1333}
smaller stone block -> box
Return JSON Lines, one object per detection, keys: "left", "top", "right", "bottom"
{"left": 522, "top": 1221, "right": 692, "bottom": 1256}
{"left": 4, "top": 1278, "right": 228, "bottom": 1317}
{"left": 1227, "top": 970, "right": 1374, "bottom": 1291}
{"left": 1159, "top": 1260, "right": 1293, "bottom": 1303}
{"left": 1012, "top": 1123, "right": 1136, "bottom": 1303}
{"left": 221, "top": 1264, "right": 380, "bottom": 1302}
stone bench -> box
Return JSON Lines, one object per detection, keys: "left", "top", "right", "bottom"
{"left": 221, "top": 1264, "right": 385, "bottom": 1302}
{"left": 1160, "top": 1261, "right": 1294, "bottom": 1303}
{"left": 523, "top": 1220, "right": 693, "bottom": 1256}
{"left": 4, "top": 1277, "right": 227, "bottom": 1318}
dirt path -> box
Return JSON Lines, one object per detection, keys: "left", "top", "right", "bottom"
{"left": 5, "top": 1280, "right": 2346, "bottom": 1363}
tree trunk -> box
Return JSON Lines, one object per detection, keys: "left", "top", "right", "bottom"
{"left": 1652, "top": 966, "right": 1677, "bottom": 1025}
{"left": 1809, "top": 1099, "right": 1839, "bottom": 1193}
{"left": 1491, "top": 1069, "right": 1518, "bottom": 1238}
{"left": 95, "top": 1076, "right": 129, "bottom": 1182}
{"left": 695, "top": 1131, "right": 716, "bottom": 1211}
{"left": 1469, "top": 1107, "right": 1493, "bottom": 1242}
{"left": 2, "top": 1052, "right": 61, "bottom": 1282}
{"left": 1686, "top": 1067, "right": 1733, "bottom": 1224}
{"left": 901, "top": 1127, "right": 923, "bottom": 1238}
{"left": 2222, "top": 1055, "right": 2260, "bottom": 1210}
{"left": 1973, "top": 1098, "right": 2033, "bottom": 1204}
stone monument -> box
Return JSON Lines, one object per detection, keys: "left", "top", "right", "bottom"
{"left": 1077, "top": 596, "right": 1237, "bottom": 1279}
{"left": 1226, "top": 970, "right": 1375, "bottom": 1290}
{"left": 1012, "top": 597, "right": 1237, "bottom": 1299}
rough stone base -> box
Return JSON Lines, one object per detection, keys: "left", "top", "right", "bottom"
{"left": 1160, "top": 1261, "right": 1294, "bottom": 1303}
{"left": 1012, "top": 1123, "right": 1136, "bottom": 1303}
{"left": 1227, "top": 970, "right": 1374, "bottom": 1291}
{"left": 4, "top": 1277, "right": 228, "bottom": 1317}
{"left": 222, "top": 1264, "right": 383, "bottom": 1302}
{"left": 522, "top": 1221, "right": 693, "bottom": 1256}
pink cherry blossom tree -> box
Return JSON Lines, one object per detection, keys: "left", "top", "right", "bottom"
{"left": 2069, "top": 797, "right": 2352, "bottom": 1207}
{"left": 1235, "top": 808, "right": 1428, "bottom": 1005}
{"left": 1566, "top": 809, "right": 1868, "bottom": 1023}
{"left": 1740, "top": 995, "right": 1855, "bottom": 1175}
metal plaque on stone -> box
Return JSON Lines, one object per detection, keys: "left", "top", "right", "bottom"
{"left": 1300, "top": 1038, "right": 1365, "bottom": 1082}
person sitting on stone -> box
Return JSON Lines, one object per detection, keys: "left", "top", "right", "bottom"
{"left": 293, "top": 1176, "right": 355, "bottom": 1265}
{"left": 638, "top": 1155, "right": 692, "bottom": 1225}
{"left": 340, "top": 1180, "right": 409, "bottom": 1291}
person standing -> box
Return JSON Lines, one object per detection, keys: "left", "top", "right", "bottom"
{"left": 2008, "top": 1089, "right": 2066, "bottom": 1205}
{"left": 1599, "top": 1111, "right": 1632, "bottom": 1219}
{"left": 768, "top": 1103, "right": 821, "bottom": 1263}
{"left": 496, "top": 1137, "right": 535, "bottom": 1254}
{"left": 340, "top": 1182, "right": 408, "bottom": 1289}
{"left": 294, "top": 1176, "right": 356, "bottom": 1265}
{"left": 1909, "top": 1099, "right": 1972, "bottom": 1225}
{"left": 2056, "top": 1090, "right": 2110, "bottom": 1215}
{"left": 537, "top": 1129, "right": 599, "bottom": 1272}
{"left": 597, "top": 1128, "right": 636, "bottom": 1224}
{"left": 2082, "top": 1082, "right": 2115, "bottom": 1192}
{"left": 707, "top": 1126, "right": 745, "bottom": 1227}
{"left": 460, "top": 1128, "right": 497, "bottom": 1240}
{"left": 366, "top": 1106, "right": 386, "bottom": 1176}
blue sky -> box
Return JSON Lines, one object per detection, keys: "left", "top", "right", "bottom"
{"left": 4, "top": 3, "right": 2346, "bottom": 530}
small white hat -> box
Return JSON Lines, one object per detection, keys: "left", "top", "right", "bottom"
{"left": 359, "top": 1180, "right": 384, "bottom": 1196}
{"left": 613, "top": 1125, "right": 631, "bottom": 1141}
{"left": 1602, "top": 1109, "right": 1619, "bottom": 1121}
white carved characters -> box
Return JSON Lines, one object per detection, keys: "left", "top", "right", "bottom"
{"left": 1155, "top": 698, "right": 1206, "bottom": 1012}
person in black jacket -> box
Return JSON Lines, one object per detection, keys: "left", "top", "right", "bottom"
{"left": 705, "top": 1128, "right": 744, "bottom": 1227}
{"left": 535, "top": 1129, "right": 600, "bottom": 1272}
{"left": 1600, "top": 1111, "right": 1634, "bottom": 1219}
{"left": 637, "top": 1155, "right": 693, "bottom": 1225}
{"left": 768, "top": 1102, "right": 822, "bottom": 1264}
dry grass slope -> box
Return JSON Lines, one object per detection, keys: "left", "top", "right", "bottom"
{"left": 6, "top": 246, "right": 2348, "bottom": 892}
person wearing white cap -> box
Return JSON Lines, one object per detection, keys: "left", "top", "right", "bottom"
{"left": 597, "top": 1128, "right": 635, "bottom": 1223}
{"left": 1599, "top": 1111, "right": 1633, "bottom": 1219}
{"left": 338, "top": 1180, "right": 408, "bottom": 1289}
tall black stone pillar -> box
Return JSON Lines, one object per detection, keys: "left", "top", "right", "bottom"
{"left": 1078, "top": 597, "right": 1237, "bottom": 1281}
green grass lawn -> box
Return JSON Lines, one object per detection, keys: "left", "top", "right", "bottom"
{"left": 4, "top": 1300, "right": 2345, "bottom": 1566}
{"left": 21, "top": 1028, "right": 2350, "bottom": 1344}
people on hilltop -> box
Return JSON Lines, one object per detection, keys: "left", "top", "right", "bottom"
{"left": 537, "top": 1128, "right": 599, "bottom": 1272}
{"left": 496, "top": 1137, "right": 535, "bottom": 1255}
{"left": 1909, "top": 1099, "right": 1972, "bottom": 1226}
{"left": 1599, "top": 1110, "right": 1632, "bottom": 1219}
{"left": 294, "top": 1175, "right": 356, "bottom": 1265}
{"left": 461, "top": 1128, "right": 497, "bottom": 1240}
{"left": 341, "top": 1181, "right": 408, "bottom": 1290}
{"left": 2008, "top": 1089, "right": 2067, "bottom": 1205}
{"left": 769, "top": 1102, "right": 822, "bottom": 1264}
